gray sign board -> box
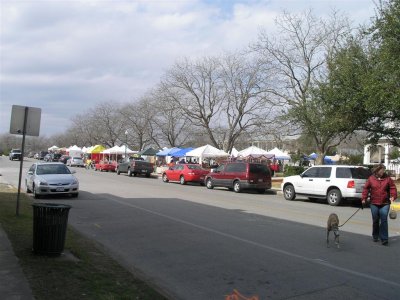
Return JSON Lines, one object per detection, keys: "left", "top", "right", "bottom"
{"left": 9, "top": 105, "right": 41, "bottom": 136}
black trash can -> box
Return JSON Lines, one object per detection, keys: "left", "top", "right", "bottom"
{"left": 32, "top": 203, "right": 71, "bottom": 255}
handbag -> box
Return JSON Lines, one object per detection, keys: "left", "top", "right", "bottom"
{"left": 389, "top": 207, "right": 397, "bottom": 220}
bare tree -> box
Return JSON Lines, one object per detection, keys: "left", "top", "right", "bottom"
{"left": 218, "top": 53, "right": 279, "bottom": 152}
{"left": 70, "top": 114, "right": 99, "bottom": 146}
{"left": 252, "top": 10, "right": 352, "bottom": 164}
{"left": 160, "top": 54, "right": 278, "bottom": 151}
{"left": 160, "top": 57, "right": 224, "bottom": 148}
{"left": 149, "top": 88, "right": 193, "bottom": 148}
{"left": 86, "top": 102, "right": 125, "bottom": 148}
{"left": 119, "top": 98, "right": 155, "bottom": 151}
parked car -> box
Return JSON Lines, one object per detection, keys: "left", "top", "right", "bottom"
{"left": 59, "top": 155, "right": 71, "bottom": 164}
{"left": 116, "top": 157, "right": 154, "bottom": 177}
{"left": 38, "top": 151, "right": 49, "bottom": 160}
{"left": 9, "top": 149, "right": 22, "bottom": 161}
{"left": 67, "top": 157, "right": 85, "bottom": 167}
{"left": 25, "top": 162, "right": 79, "bottom": 198}
{"left": 204, "top": 162, "right": 272, "bottom": 193}
{"left": 94, "top": 160, "right": 116, "bottom": 172}
{"left": 281, "top": 165, "right": 372, "bottom": 206}
{"left": 162, "top": 164, "right": 209, "bottom": 185}
{"left": 51, "top": 153, "right": 62, "bottom": 162}
{"left": 43, "top": 153, "right": 52, "bottom": 162}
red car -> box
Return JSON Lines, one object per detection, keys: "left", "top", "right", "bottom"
{"left": 162, "top": 164, "right": 209, "bottom": 185}
{"left": 94, "top": 161, "right": 116, "bottom": 172}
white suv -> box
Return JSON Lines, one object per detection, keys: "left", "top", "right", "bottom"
{"left": 281, "top": 165, "right": 371, "bottom": 206}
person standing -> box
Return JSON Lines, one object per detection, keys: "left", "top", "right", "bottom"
{"left": 361, "top": 164, "right": 397, "bottom": 246}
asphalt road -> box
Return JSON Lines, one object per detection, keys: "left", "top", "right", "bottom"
{"left": 1, "top": 157, "right": 400, "bottom": 300}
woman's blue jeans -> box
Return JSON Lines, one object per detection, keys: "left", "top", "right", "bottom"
{"left": 370, "top": 204, "right": 390, "bottom": 241}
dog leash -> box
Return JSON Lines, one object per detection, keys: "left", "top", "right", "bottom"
{"left": 338, "top": 208, "right": 362, "bottom": 228}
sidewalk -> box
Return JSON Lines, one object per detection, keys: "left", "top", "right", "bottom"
{"left": 0, "top": 174, "right": 34, "bottom": 300}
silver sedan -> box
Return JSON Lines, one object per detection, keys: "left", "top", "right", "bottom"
{"left": 67, "top": 157, "right": 85, "bottom": 167}
{"left": 25, "top": 162, "right": 79, "bottom": 198}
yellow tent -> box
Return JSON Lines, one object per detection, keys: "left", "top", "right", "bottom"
{"left": 86, "top": 145, "right": 106, "bottom": 154}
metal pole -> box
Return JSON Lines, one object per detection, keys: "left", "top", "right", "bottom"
{"left": 16, "top": 107, "right": 29, "bottom": 216}
{"left": 125, "top": 130, "right": 128, "bottom": 161}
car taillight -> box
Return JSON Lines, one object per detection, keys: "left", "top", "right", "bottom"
{"left": 347, "top": 180, "right": 355, "bottom": 188}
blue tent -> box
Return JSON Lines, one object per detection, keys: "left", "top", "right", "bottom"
{"left": 172, "top": 147, "right": 194, "bottom": 157}
{"left": 156, "top": 147, "right": 181, "bottom": 156}
{"left": 309, "top": 153, "right": 333, "bottom": 164}
{"left": 167, "top": 147, "right": 182, "bottom": 156}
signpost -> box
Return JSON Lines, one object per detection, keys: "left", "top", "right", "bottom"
{"left": 9, "top": 105, "right": 41, "bottom": 216}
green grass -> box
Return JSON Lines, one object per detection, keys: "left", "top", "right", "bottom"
{"left": 0, "top": 183, "right": 167, "bottom": 300}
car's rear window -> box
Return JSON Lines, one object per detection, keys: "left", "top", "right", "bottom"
{"left": 249, "top": 164, "right": 270, "bottom": 176}
{"left": 336, "top": 167, "right": 371, "bottom": 179}
{"left": 351, "top": 167, "right": 372, "bottom": 179}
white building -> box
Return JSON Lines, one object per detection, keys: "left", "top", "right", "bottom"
{"left": 363, "top": 138, "right": 399, "bottom": 176}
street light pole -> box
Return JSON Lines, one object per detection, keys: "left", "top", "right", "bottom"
{"left": 124, "top": 130, "right": 128, "bottom": 161}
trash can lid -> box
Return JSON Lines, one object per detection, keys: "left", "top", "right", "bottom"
{"left": 32, "top": 203, "right": 72, "bottom": 209}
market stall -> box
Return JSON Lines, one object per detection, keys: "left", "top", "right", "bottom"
{"left": 237, "top": 146, "right": 274, "bottom": 162}
{"left": 266, "top": 147, "right": 291, "bottom": 160}
{"left": 95, "top": 146, "right": 136, "bottom": 172}
{"left": 84, "top": 145, "right": 106, "bottom": 166}
{"left": 48, "top": 145, "right": 60, "bottom": 152}
{"left": 185, "top": 144, "right": 229, "bottom": 166}
{"left": 156, "top": 147, "right": 183, "bottom": 164}
{"left": 67, "top": 145, "right": 83, "bottom": 158}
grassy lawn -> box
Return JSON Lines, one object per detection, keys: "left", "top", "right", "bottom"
{"left": 0, "top": 183, "right": 167, "bottom": 300}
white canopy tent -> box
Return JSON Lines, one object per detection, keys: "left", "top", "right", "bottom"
{"left": 230, "top": 147, "right": 239, "bottom": 158}
{"left": 48, "top": 145, "right": 59, "bottom": 151}
{"left": 101, "top": 145, "right": 137, "bottom": 161}
{"left": 237, "top": 146, "right": 274, "bottom": 159}
{"left": 117, "top": 145, "right": 137, "bottom": 155}
{"left": 185, "top": 144, "right": 229, "bottom": 164}
{"left": 266, "top": 147, "right": 291, "bottom": 160}
{"left": 101, "top": 146, "right": 120, "bottom": 155}
{"left": 67, "top": 145, "right": 83, "bottom": 158}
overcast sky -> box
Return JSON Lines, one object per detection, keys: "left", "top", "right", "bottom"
{"left": 0, "top": 0, "right": 376, "bottom": 136}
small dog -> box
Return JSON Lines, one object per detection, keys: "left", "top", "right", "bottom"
{"left": 327, "top": 213, "right": 340, "bottom": 248}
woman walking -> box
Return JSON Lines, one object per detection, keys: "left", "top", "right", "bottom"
{"left": 361, "top": 164, "right": 397, "bottom": 246}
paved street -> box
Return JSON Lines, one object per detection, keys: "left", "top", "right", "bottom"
{"left": 1, "top": 157, "right": 400, "bottom": 299}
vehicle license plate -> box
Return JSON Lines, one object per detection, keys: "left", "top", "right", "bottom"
{"left": 56, "top": 187, "right": 64, "bottom": 192}
{"left": 200, "top": 176, "right": 204, "bottom": 180}
{"left": 258, "top": 179, "right": 263, "bottom": 182}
